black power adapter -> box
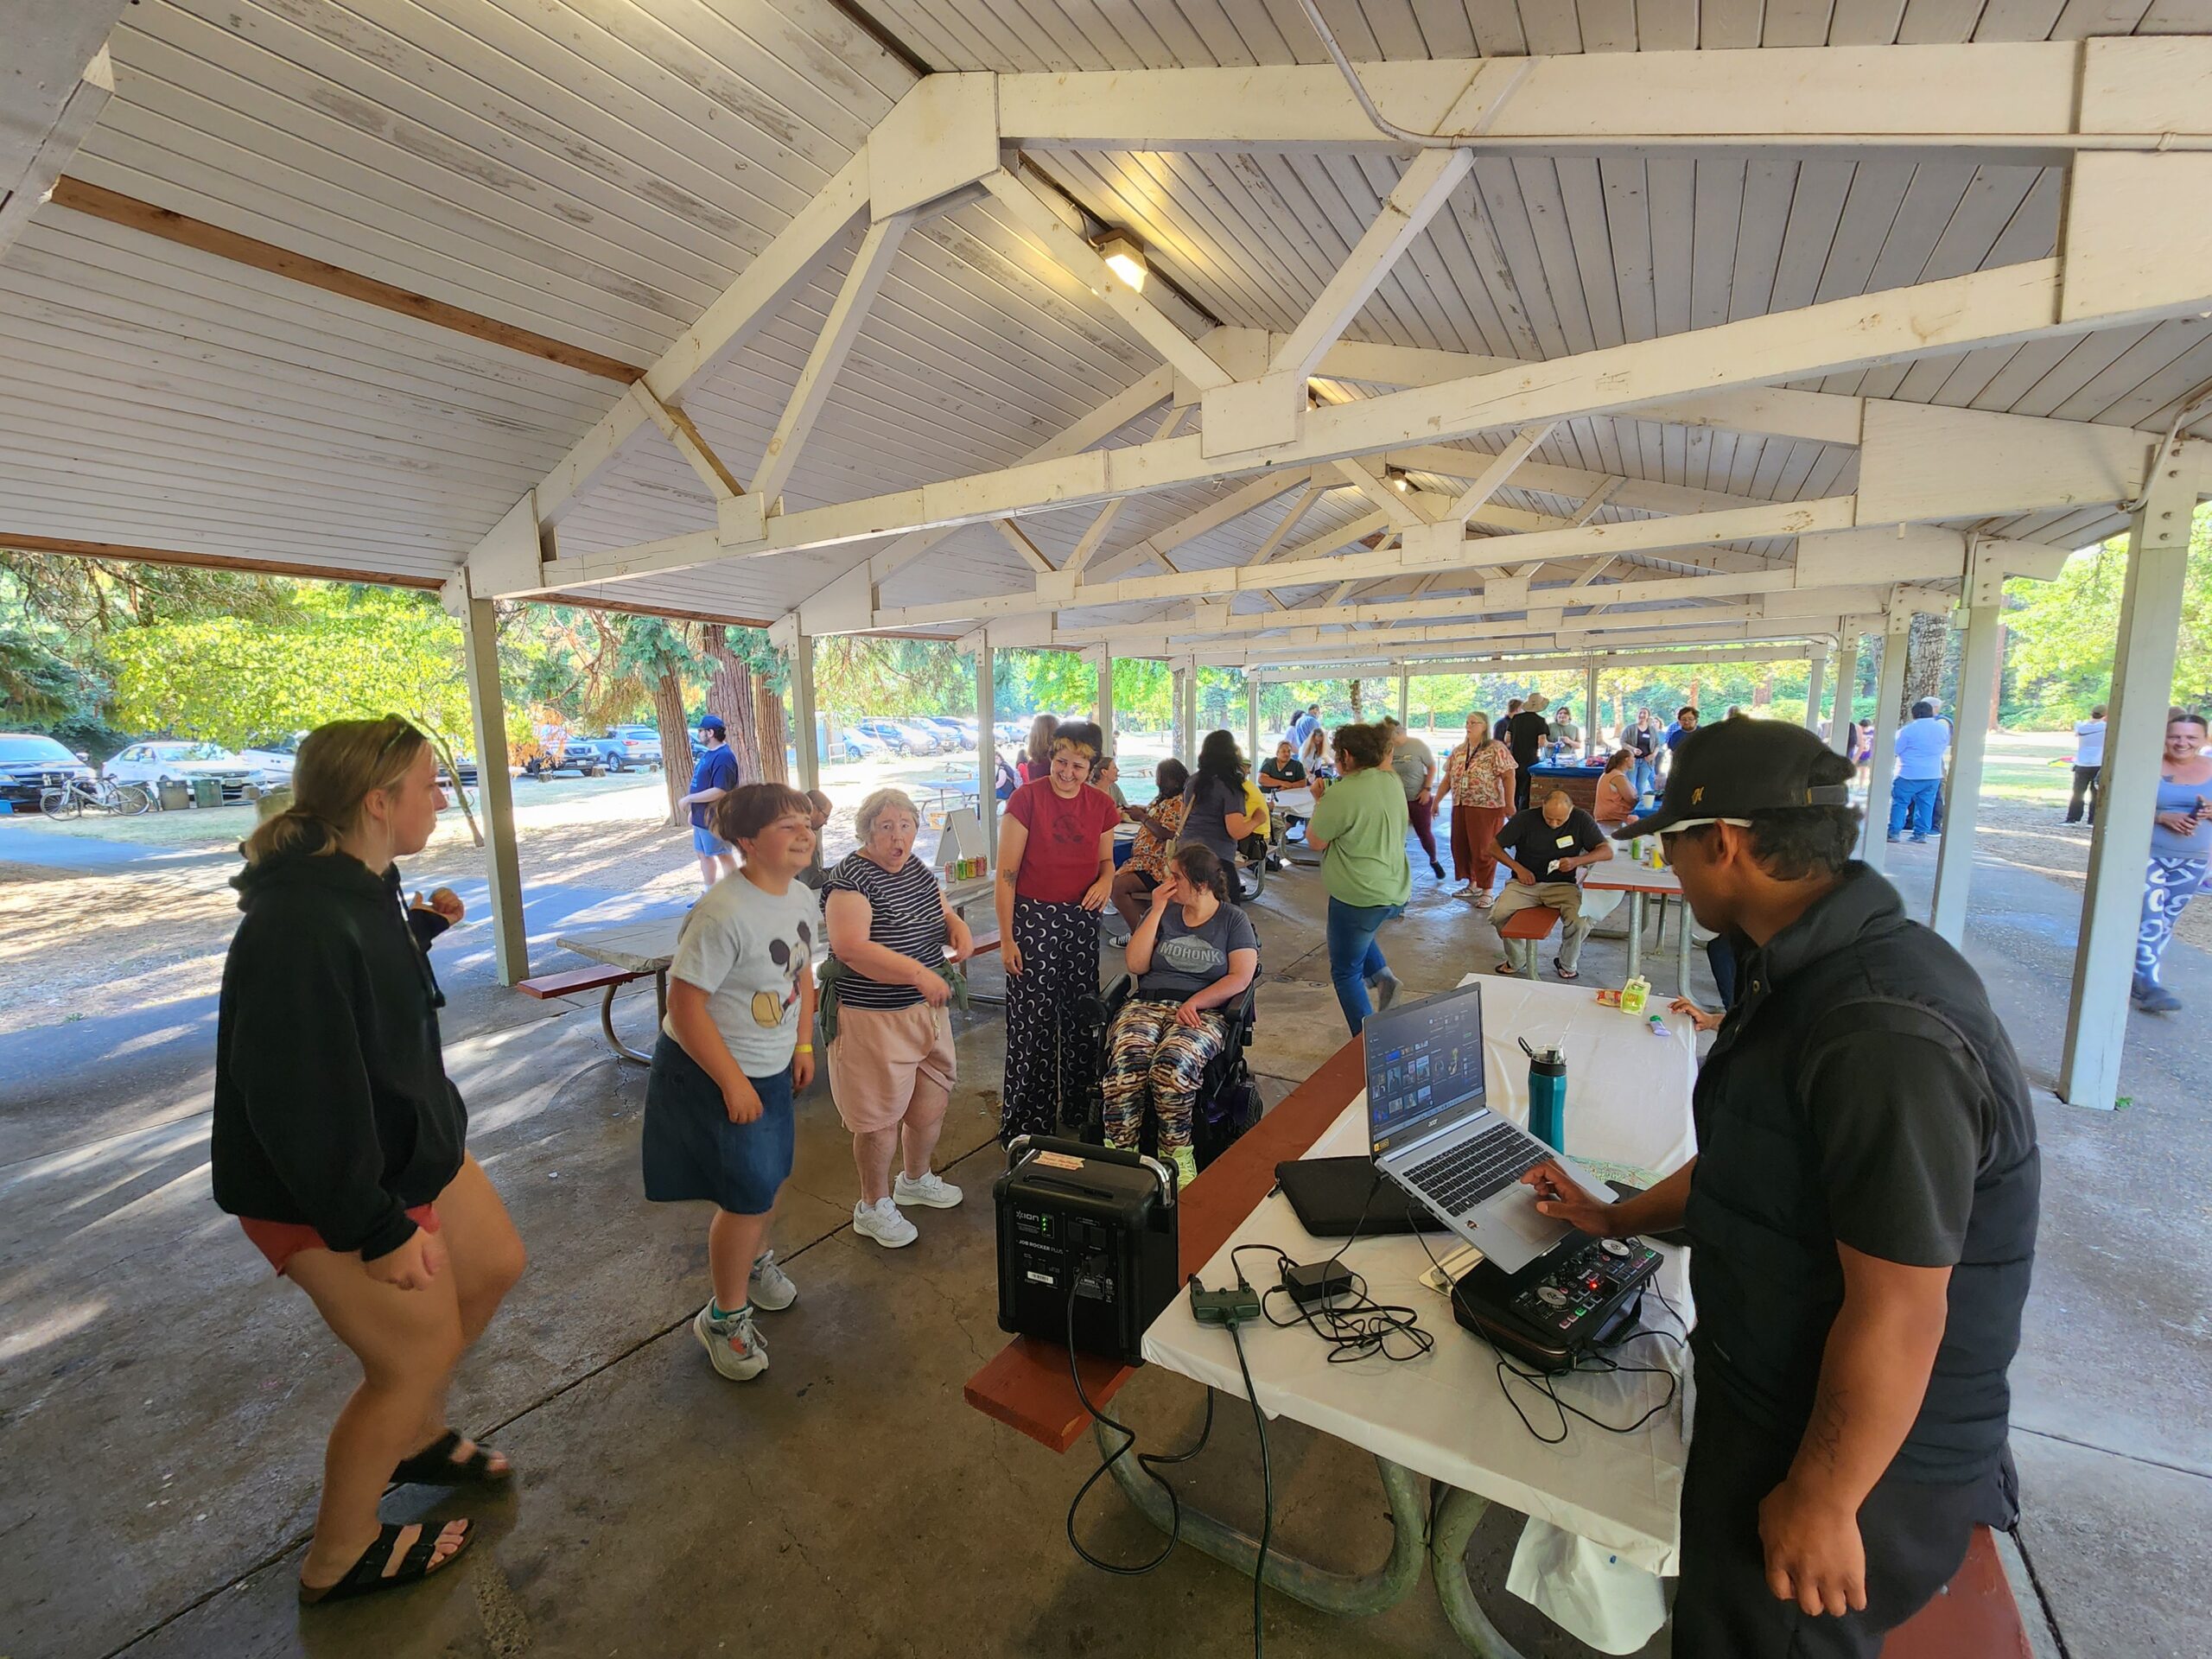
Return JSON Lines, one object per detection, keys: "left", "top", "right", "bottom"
{"left": 1283, "top": 1259, "right": 1357, "bottom": 1307}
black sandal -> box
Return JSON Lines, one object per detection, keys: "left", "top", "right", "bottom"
{"left": 1553, "top": 958, "right": 1580, "bottom": 982}
{"left": 391, "top": 1429, "right": 512, "bottom": 1488}
{"left": 298, "top": 1518, "right": 473, "bottom": 1605}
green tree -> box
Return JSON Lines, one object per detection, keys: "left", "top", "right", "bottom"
{"left": 2005, "top": 512, "right": 2212, "bottom": 724}
{"left": 107, "top": 587, "right": 491, "bottom": 845}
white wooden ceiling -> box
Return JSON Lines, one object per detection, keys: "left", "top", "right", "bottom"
{"left": 3, "top": 0, "right": 2209, "bottom": 632}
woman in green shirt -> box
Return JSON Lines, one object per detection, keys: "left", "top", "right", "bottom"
{"left": 1307, "top": 722, "right": 1411, "bottom": 1031}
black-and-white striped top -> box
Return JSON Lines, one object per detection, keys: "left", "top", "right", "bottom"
{"left": 823, "top": 850, "right": 950, "bottom": 1010}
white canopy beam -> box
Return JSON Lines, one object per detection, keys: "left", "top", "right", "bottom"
{"left": 996, "top": 41, "right": 2210, "bottom": 156}
{"left": 1271, "top": 149, "right": 1473, "bottom": 386}
{"left": 1442, "top": 424, "right": 1556, "bottom": 524}
{"left": 743, "top": 212, "right": 912, "bottom": 516}
{"left": 978, "top": 168, "right": 1232, "bottom": 392}
{"left": 1086, "top": 469, "right": 1319, "bottom": 583}
{"left": 526, "top": 214, "right": 2212, "bottom": 596}
{"left": 0, "top": 21, "right": 117, "bottom": 262}
{"left": 1065, "top": 405, "right": 1189, "bottom": 575}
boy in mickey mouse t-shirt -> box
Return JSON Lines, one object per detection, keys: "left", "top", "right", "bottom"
{"left": 643, "top": 783, "right": 819, "bottom": 1383}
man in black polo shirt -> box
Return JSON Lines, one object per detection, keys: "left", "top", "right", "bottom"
{"left": 1505, "top": 692, "right": 1552, "bottom": 810}
{"left": 1522, "top": 720, "right": 2038, "bottom": 1657}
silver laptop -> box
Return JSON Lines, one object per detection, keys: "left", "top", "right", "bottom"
{"left": 1363, "top": 983, "right": 1613, "bottom": 1274}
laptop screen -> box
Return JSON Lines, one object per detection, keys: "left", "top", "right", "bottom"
{"left": 1363, "top": 984, "right": 1489, "bottom": 1158}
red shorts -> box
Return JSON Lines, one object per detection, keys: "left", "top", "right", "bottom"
{"left": 238, "top": 1205, "right": 442, "bottom": 1276}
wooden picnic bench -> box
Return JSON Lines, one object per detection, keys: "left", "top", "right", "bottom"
{"left": 517, "top": 960, "right": 665, "bottom": 1063}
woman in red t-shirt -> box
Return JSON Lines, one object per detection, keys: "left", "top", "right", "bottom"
{"left": 994, "top": 720, "right": 1120, "bottom": 1143}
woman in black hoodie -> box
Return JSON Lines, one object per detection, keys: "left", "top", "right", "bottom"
{"left": 213, "top": 717, "right": 524, "bottom": 1604}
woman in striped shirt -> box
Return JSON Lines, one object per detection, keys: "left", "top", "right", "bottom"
{"left": 823, "top": 789, "right": 974, "bottom": 1249}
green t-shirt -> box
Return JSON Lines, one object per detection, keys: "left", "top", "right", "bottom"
{"left": 1309, "top": 766, "right": 1411, "bottom": 908}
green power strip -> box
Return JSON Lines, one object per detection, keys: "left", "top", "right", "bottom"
{"left": 1189, "top": 1277, "right": 1262, "bottom": 1327}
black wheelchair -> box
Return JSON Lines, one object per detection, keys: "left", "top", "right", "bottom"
{"left": 1070, "top": 972, "right": 1262, "bottom": 1172}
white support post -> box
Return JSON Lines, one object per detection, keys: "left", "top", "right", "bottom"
{"left": 1860, "top": 618, "right": 1911, "bottom": 874}
{"left": 1931, "top": 558, "right": 2004, "bottom": 944}
{"left": 1583, "top": 658, "right": 1601, "bottom": 750}
{"left": 457, "top": 584, "right": 528, "bottom": 985}
{"left": 1093, "top": 645, "right": 1115, "bottom": 753}
{"left": 1179, "top": 661, "right": 1200, "bottom": 762}
{"left": 1804, "top": 647, "right": 1828, "bottom": 743}
{"left": 1246, "top": 674, "right": 1261, "bottom": 769}
{"left": 1395, "top": 669, "right": 1410, "bottom": 726}
{"left": 1832, "top": 628, "right": 1866, "bottom": 752}
{"left": 785, "top": 626, "right": 819, "bottom": 795}
{"left": 973, "top": 632, "right": 998, "bottom": 855}
{"left": 2061, "top": 470, "right": 2202, "bottom": 1109}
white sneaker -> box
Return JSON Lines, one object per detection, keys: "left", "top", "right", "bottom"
{"left": 893, "top": 1169, "right": 964, "bottom": 1209}
{"left": 853, "top": 1196, "right": 918, "bottom": 1249}
{"left": 694, "top": 1303, "right": 767, "bottom": 1381}
{"left": 749, "top": 1249, "right": 798, "bottom": 1311}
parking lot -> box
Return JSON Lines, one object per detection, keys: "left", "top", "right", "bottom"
{"left": 0, "top": 734, "right": 1182, "bottom": 1041}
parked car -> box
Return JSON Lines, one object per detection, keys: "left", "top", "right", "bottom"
{"left": 854, "top": 718, "right": 926, "bottom": 755}
{"left": 0, "top": 734, "right": 97, "bottom": 813}
{"left": 238, "top": 731, "right": 307, "bottom": 773}
{"left": 918, "top": 716, "right": 976, "bottom": 750}
{"left": 993, "top": 721, "right": 1027, "bottom": 747}
{"left": 605, "top": 724, "right": 664, "bottom": 769}
{"left": 834, "top": 728, "right": 887, "bottom": 762}
{"left": 524, "top": 724, "right": 607, "bottom": 779}
{"left": 104, "top": 740, "right": 276, "bottom": 804}
{"left": 889, "top": 720, "right": 948, "bottom": 755}
{"left": 562, "top": 731, "right": 653, "bottom": 773}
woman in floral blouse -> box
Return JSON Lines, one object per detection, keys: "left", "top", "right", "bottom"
{"left": 1109, "top": 758, "right": 1191, "bottom": 930}
{"left": 1444, "top": 712, "right": 1516, "bottom": 908}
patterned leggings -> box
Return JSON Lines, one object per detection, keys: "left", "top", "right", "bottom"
{"left": 1100, "top": 1000, "right": 1229, "bottom": 1154}
{"left": 2137, "top": 856, "right": 2209, "bottom": 987}
{"left": 1000, "top": 896, "right": 1100, "bottom": 1145}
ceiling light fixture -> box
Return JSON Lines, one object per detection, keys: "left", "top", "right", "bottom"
{"left": 1096, "top": 229, "right": 1148, "bottom": 291}
{"left": 1385, "top": 467, "right": 1411, "bottom": 492}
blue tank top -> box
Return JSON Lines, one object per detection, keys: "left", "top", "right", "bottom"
{"left": 2152, "top": 774, "right": 2212, "bottom": 859}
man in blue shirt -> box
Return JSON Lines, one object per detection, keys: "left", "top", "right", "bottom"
{"left": 1287, "top": 704, "right": 1321, "bottom": 753}
{"left": 1887, "top": 700, "right": 1950, "bottom": 843}
{"left": 1662, "top": 705, "right": 1700, "bottom": 780}
{"left": 678, "top": 714, "right": 741, "bottom": 887}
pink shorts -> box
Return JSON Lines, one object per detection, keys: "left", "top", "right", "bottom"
{"left": 826, "top": 1001, "right": 956, "bottom": 1134}
{"left": 238, "top": 1205, "right": 442, "bottom": 1276}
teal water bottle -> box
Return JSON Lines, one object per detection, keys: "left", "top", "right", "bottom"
{"left": 1521, "top": 1039, "right": 1567, "bottom": 1152}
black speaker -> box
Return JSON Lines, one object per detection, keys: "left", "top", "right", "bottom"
{"left": 995, "top": 1135, "right": 1179, "bottom": 1366}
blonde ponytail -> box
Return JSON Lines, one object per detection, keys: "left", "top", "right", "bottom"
{"left": 241, "top": 716, "right": 429, "bottom": 864}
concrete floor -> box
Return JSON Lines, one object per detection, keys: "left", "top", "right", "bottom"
{"left": 3, "top": 837, "right": 2206, "bottom": 1658}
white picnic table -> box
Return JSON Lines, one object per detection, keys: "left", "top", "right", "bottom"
{"left": 1582, "top": 861, "right": 1693, "bottom": 992}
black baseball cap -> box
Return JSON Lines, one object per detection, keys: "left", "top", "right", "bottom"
{"left": 1614, "top": 719, "right": 1852, "bottom": 840}
{"left": 698, "top": 714, "right": 726, "bottom": 734}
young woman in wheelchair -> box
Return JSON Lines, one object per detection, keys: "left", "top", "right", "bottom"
{"left": 1101, "top": 843, "right": 1260, "bottom": 1190}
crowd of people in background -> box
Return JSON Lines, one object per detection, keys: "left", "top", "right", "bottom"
{"left": 207, "top": 675, "right": 2201, "bottom": 1601}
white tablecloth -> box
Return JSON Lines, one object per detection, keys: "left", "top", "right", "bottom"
{"left": 1142, "top": 976, "right": 1699, "bottom": 1580}
{"left": 1583, "top": 863, "right": 1681, "bottom": 897}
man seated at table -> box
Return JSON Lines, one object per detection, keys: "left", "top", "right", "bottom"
{"left": 1257, "top": 740, "right": 1310, "bottom": 852}
{"left": 1522, "top": 720, "right": 2038, "bottom": 1659}
{"left": 1490, "top": 788, "right": 1611, "bottom": 980}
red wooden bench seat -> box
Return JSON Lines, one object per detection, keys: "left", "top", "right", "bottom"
{"left": 515, "top": 963, "right": 648, "bottom": 1000}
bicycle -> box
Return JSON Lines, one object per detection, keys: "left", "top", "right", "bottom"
{"left": 40, "top": 776, "right": 154, "bottom": 820}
